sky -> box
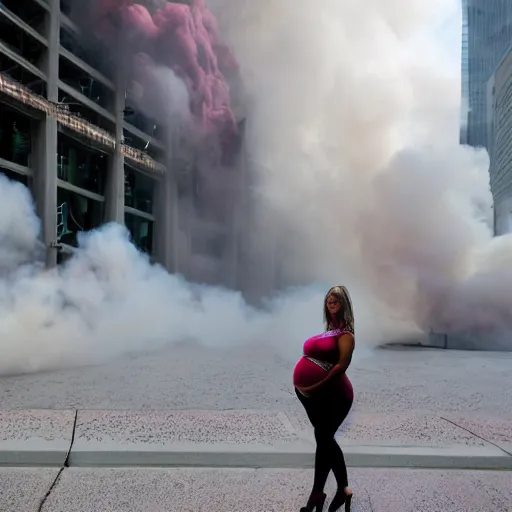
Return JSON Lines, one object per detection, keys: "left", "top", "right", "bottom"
{"left": 428, "top": 1, "right": 462, "bottom": 75}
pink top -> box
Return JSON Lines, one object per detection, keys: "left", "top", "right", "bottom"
{"left": 303, "top": 328, "right": 346, "bottom": 363}
{"left": 293, "top": 329, "right": 354, "bottom": 400}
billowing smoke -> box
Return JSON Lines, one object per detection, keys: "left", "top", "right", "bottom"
{"left": 0, "top": 181, "right": 349, "bottom": 376}
{"left": 211, "top": 0, "right": 512, "bottom": 344}
{"left": 1, "top": 0, "right": 511, "bottom": 376}
{"left": 0, "top": 167, "right": 395, "bottom": 375}
{"left": 82, "top": 0, "right": 242, "bottom": 162}
{"left": 0, "top": 175, "right": 42, "bottom": 274}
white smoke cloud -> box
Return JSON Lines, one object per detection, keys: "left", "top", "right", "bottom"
{"left": 0, "top": 189, "right": 329, "bottom": 376}
{"left": 0, "top": 174, "right": 42, "bottom": 273}
{"left": 133, "top": 64, "right": 191, "bottom": 131}
{"left": 0, "top": 167, "right": 414, "bottom": 376}
{"left": 211, "top": 0, "right": 512, "bottom": 342}
{"left": 1, "top": 0, "right": 510, "bottom": 376}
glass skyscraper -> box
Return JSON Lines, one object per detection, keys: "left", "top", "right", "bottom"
{"left": 461, "top": 0, "right": 512, "bottom": 148}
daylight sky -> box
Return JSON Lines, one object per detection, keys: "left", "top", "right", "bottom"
{"left": 427, "top": 1, "right": 462, "bottom": 76}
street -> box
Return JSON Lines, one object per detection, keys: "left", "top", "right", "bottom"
{"left": 0, "top": 345, "right": 511, "bottom": 510}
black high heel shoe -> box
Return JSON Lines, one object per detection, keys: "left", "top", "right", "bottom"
{"left": 300, "top": 491, "right": 327, "bottom": 512}
{"left": 328, "top": 488, "right": 352, "bottom": 512}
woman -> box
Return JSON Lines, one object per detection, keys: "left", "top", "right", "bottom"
{"left": 293, "top": 285, "right": 355, "bottom": 512}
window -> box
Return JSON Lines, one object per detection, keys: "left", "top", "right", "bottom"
{"left": 0, "top": 14, "right": 46, "bottom": 68}
{"left": 125, "top": 212, "right": 153, "bottom": 254}
{"left": 57, "top": 89, "right": 115, "bottom": 134}
{"left": 59, "top": 56, "right": 115, "bottom": 112}
{"left": 0, "top": 52, "right": 46, "bottom": 96}
{"left": 124, "top": 167, "right": 154, "bottom": 214}
{"left": 56, "top": 187, "right": 104, "bottom": 247}
{"left": 0, "top": 104, "right": 31, "bottom": 167}
{"left": 124, "top": 104, "right": 159, "bottom": 138}
{"left": 60, "top": 0, "right": 72, "bottom": 16}
{"left": 1, "top": 0, "right": 47, "bottom": 35}
{"left": 59, "top": 26, "right": 113, "bottom": 80}
{"left": 57, "top": 133, "right": 106, "bottom": 194}
{"left": 122, "top": 129, "right": 164, "bottom": 163}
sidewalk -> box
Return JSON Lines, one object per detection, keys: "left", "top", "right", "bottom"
{"left": 2, "top": 408, "right": 512, "bottom": 510}
{"left": 3, "top": 467, "right": 512, "bottom": 512}
{"left": 1, "top": 409, "right": 511, "bottom": 470}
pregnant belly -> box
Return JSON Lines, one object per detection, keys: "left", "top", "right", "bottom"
{"left": 293, "top": 356, "right": 328, "bottom": 388}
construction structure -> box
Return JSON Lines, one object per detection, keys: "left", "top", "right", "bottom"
{"left": 0, "top": 0, "right": 248, "bottom": 289}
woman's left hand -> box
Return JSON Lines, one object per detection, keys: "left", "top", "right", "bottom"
{"left": 296, "top": 363, "right": 344, "bottom": 395}
{"left": 297, "top": 382, "right": 322, "bottom": 394}
{"left": 297, "top": 372, "right": 337, "bottom": 394}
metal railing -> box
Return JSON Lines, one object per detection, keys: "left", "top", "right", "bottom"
{"left": 0, "top": 72, "right": 166, "bottom": 174}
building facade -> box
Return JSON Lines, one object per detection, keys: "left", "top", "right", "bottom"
{"left": 460, "top": 0, "right": 512, "bottom": 148}
{"left": 0, "top": 0, "right": 247, "bottom": 288}
{"left": 488, "top": 46, "right": 512, "bottom": 234}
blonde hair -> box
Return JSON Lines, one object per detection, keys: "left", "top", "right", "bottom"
{"left": 323, "top": 285, "right": 355, "bottom": 333}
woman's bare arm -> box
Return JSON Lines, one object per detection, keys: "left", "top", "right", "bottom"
{"left": 333, "top": 332, "right": 355, "bottom": 374}
{"left": 297, "top": 333, "right": 355, "bottom": 393}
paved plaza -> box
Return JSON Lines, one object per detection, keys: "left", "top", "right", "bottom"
{"left": 1, "top": 344, "right": 512, "bottom": 416}
{"left": 0, "top": 345, "right": 511, "bottom": 511}
{"left": 2, "top": 467, "right": 511, "bottom": 511}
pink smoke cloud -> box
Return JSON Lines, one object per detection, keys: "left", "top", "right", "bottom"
{"left": 124, "top": 4, "right": 159, "bottom": 39}
{"left": 91, "top": 0, "right": 239, "bottom": 160}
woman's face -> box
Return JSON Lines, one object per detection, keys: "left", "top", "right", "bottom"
{"left": 326, "top": 294, "right": 342, "bottom": 316}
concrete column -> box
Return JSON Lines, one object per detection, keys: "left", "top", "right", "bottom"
{"left": 104, "top": 65, "right": 125, "bottom": 223}
{"left": 44, "top": 0, "right": 60, "bottom": 103}
{"left": 32, "top": 0, "right": 60, "bottom": 267}
{"left": 31, "top": 117, "right": 58, "bottom": 267}
{"left": 153, "top": 164, "right": 178, "bottom": 272}
{"left": 228, "top": 129, "right": 248, "bottom": 290}
{"left": 175, "top": 164, "right": 193, "bottom": 277}
{"left": 221, "top": 177, "right": 238, "bottom": 290}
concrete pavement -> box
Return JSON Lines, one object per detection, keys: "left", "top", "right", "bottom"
{"left": 1, "top": 346, "right": 512, "bottom": 510}
{"left": 1, "top": 347, "right": 512, "bottom": 469}
{"left": 2, "top": 467, "right": 511, "bottom": 512}
{"left": 1, "top": 408, "right": 511, "bottom": 469}
{"left": 1, "top": 346, "right": 512, "bottom": 417}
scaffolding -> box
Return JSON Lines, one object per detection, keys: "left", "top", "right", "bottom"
{"left": 0, "top": 72, "right": 166, "bottom": 174}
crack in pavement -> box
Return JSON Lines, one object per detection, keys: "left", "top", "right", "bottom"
{"left": 64, "top": 409, "right": 79, "bottom": 468}
{"left": 36, "top": 409, "right": 78, "bottom": 512}
{"left": 37, "top": 467, "right": 64, "bottom": 512}
{"left": 440, "top": 416, "right": 512, "bottom": 457}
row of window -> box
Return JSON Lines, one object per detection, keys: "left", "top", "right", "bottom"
{"left": 1, "top": 165, "right": 154, "bottom": 256}
{"left": 0, "top": 103, "right": 155, "bottom": 215}
{"left": 55, "top": 188, "right": 153, "bottom": 254}
{"left": 0, "top": 0, "right": 165, "bottom": 158}
{"left": 0, "top": 102, "right": 234, "bottom": 231}
{"left": 0, "top": 102, "right": 155, "bottom": 256}
{"left": 463, "top": 0, "right": 512, "bottom": 148}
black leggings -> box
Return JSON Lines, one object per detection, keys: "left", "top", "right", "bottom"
{"left": 296, "top": 383, "right": 353, "bottom": 493}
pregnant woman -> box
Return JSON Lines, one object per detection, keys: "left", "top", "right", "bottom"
{"left": 293, "top": 285, "right": 356, "bottom": 512}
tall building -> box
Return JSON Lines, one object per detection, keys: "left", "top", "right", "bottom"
{"left": 487, "top": 46, "right": 512, "bottom": 234}
{"left": 0, "top": 0, "right": 247, "bottom": 288}
{"left": 460, "top": 0, "right": 512, "bottom": 148}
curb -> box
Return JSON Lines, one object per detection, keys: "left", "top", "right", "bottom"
{"left": 0, "top": 450, "right": 66, "bottom": 467}
{"left": 1, "top": 446, "right": 511, "bottom": 470}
